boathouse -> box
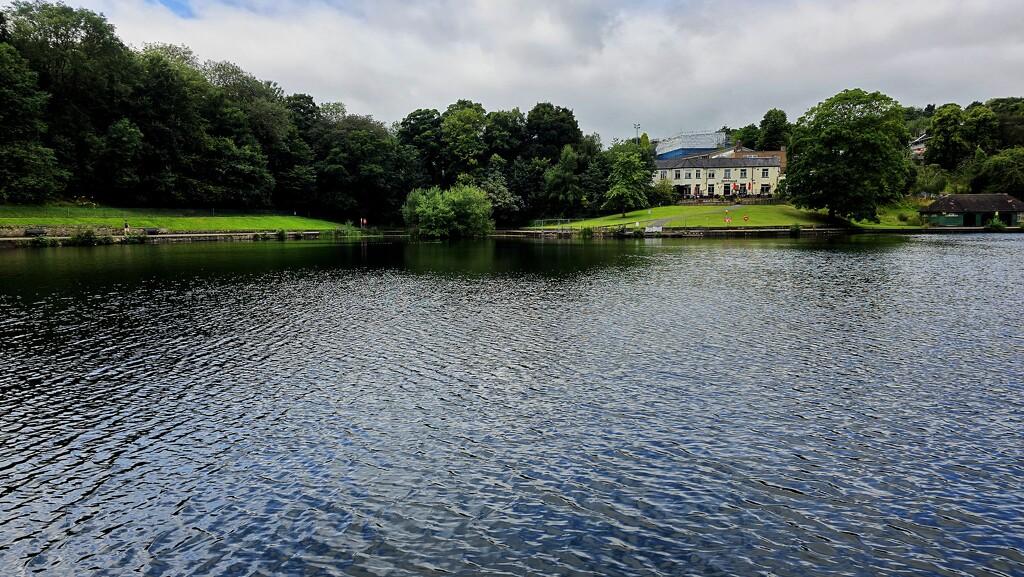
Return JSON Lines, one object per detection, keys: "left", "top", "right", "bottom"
{"left": 918, "top": 194, "right": 1024, "bottom": 227}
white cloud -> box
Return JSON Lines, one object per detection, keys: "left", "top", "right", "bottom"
{"left": 4, "top": 0, "right": 1023, "bottom": 142}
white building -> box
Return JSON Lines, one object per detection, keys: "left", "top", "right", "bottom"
{"left": 653, "top": 156, "right": 783, "bottom": 198}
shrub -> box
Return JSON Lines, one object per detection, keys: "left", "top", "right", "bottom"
{"left": 122, "top": 231, "right": 148, "bottom": 244}
{"left": 897, "top": 212, "right": 910, "bottom": 222}
{"left": 30, "top": 235, "right": 59, "bottom": 247}
{"left": 402, "top": 184, "right": 494, "bottom": 239}
{"left": 984, "top": 217, "right": 1007, "bottom": 232}
{"left": 906, "top": 214, "right": 925, "bottom": 227}
{"left": 275, "top": 229, "right": 287, "bottom": 241}
{"left": 789, "top": 223, "right": 803, "bottom": 237}
{"left": 317, "top": 227, "right": 362, "bottom": 241}
{"left": 577, "top": 226, "right": 594, "bottom": 240}
{"left": 65, "top": 229, "right": 99, "bottom": 246}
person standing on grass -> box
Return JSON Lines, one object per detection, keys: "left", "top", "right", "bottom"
{"left": 124, "top": 221, "right": 130, "bottom": 235}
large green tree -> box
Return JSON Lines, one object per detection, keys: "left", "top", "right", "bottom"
{"left": 732, "top": 123, "right": 760, "bottom": 149}
{"left": 525, "top": 102, "right": 582, "bottom": 163}
{"left": 440, "top": 99, "right": 487, "bottom": 183}
{"left": 397, "top": 108, "right": 443, "bottom": 183}
{"left": 129, "top": 47, "right": 211, "bottom": 205}
{"left": 7, "top": 0, "right": 140, "bottom": 197}
{"left": 0, "top": 42, "right": 65, "bottom": 202}
{"left": 987, "top": 97, "right": 1024, "bottom": 149}
{"left": 925, "top": 104, "right": 971, "bottom": 169}
{"left": 510, "top": 156, "right": 550, "bottom": 221}
{"left": 483, "top": 108, "right": 527, "bottom": 162}
{"left": 308, "top": 110, "right": 423, "bottom": 223}
{"left": 924, "top": 104, "right": 998, "bottom": 171}
{"left": 544, "top": 145, "right": 583, "bottom": 216}
{"left": 785, "top": 88, "right": 910, "bottom": 222}
{"left": 479, "top": 155, "right": 522, "bottom": 226}
{"left": 971, "top": 147, "right": 1024, "bottom": 200}
{"left": 756, "top": 108, "right": 790, "bottom": 150}
{"left": 603, "top": 144, "right": 652, "bottom": 217}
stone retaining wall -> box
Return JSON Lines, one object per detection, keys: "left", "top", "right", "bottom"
{"left": 0, "top": 225, "right": 119, "bottom": 238}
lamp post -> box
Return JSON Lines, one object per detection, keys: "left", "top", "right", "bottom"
{"left": 633, "top": 123, "right": 640, "bottom": 143}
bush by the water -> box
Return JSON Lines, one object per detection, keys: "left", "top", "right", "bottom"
{"left": 122, "top": 231, "right": 148, "bottom": 244}
{"left": 906, "top": 214, "right": 926, "bottom": 227}
{"left": 402, "top": 185, "right": 494, "bottom": 239}
{"left": 984, "top": 217, "right": 1007, "bottom": 232}
{"left": 320, "top": 222, "right": 360, "bottom": 239}
{"left": 29, "top": 235, "right": 59, "bottom": 247}
{"left": 64, "top": 229, "right": 114, "bottom": 246}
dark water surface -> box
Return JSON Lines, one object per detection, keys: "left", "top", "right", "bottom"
{"left": 1, "top": 235, "right": 1022, "bottom": 576}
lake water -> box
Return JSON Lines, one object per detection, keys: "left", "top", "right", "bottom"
{"left": 1, "top": 235, "right": 1022, "bottom": 576}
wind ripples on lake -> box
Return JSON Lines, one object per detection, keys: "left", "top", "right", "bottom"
{"left": 1, "top": 236, "right": 1022, "bottom": 576}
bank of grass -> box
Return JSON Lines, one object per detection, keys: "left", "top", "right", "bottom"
{"left": 853, "top": 198, "right": 933, "bottom": 229}
{"left": 536, "top": 203, "right": 837, "bottom": 230}
{"left": 0, "top": 204, "right": 341, "bottom": 232}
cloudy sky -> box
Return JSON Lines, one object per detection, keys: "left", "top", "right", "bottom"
{"left": 8, "top": 0, "right": 1024, "bottom": 142}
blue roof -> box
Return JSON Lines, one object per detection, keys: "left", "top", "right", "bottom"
{"left": 656, "top": 147, "right": 716, "bottom": 160}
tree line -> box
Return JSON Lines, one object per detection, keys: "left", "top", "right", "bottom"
{"left": 3, "top": 1, "right": 1022, "bottom": 229}
{"left": 782, "top": 90, "right": 1024, "bottom": 223}
{"left": 905, "top": 98, "right": 1024, "bottom": 199}
{"left": 0, "top": 1, "right": 663, "bottom": 228}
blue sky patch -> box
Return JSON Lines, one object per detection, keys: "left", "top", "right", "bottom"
{"left": 150, "top": 0, "right": 194, "bottom": 18}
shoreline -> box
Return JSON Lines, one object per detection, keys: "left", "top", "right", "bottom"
{"left": 2, "top": 225, "right": 1016, "bottom": 249}
{"left": 497, "top": 225, "right": 1015, "bottom": 240}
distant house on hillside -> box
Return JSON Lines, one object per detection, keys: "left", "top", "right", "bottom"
{"left": 918, "top": 194, "right": 1024, "bottom": 226}
{"left": 909, "top": 133, "right": 931, "bottom": 160}
{"left": 653, "top": 156, "right": 783, "bottom": 198}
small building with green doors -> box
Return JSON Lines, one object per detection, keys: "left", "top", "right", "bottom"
{"left": 919, "top": 194, "right": 1024, "bottom": 227}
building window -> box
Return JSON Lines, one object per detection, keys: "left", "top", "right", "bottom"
{"left": 762, "top": 168, "right": 769, "bottom": 178}
{"left": 695, "top": 169, "right": 701, "bottom": 179}
{"left": 724, "top": 169, "right": 731, "bottom": 179}
{"left": 708, "top": 184, "right": 715, "bottom": 195}
{"left": 760, "top": 184, "right": 771, "bottom": 195}
{"left": 740, "top": 169, "right": 747, "bottom": 178}
{"left": 684, "top": 170, "right": 692, "bottom": 179}
{"left": 660, "top": 170, "right": 667, "bottom": 180}
{"left": 707, "top": 170, "right": 715, "bottom": 179}
{"left": 674, "top": 170, "right": 680, "bottom": 180}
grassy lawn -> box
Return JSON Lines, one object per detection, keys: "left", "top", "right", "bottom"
{"left": 0, "top": 205, "right": 342, "bottom": 232}
{"left": 536, "top": 203, "right": 837, "bottom": 229}
{"left": 852, "top": 202, "right": 931, "bottom": 229}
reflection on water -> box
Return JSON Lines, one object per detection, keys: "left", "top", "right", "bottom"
{"left": 1, "top": 235, "right": 1022, "bottom": 576}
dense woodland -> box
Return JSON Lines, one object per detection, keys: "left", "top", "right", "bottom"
{"left": 2, "top": 1, "right": 1023, "bottom": 227}
{"left": 0, "top": 1, "right": 654, "bottom": 227}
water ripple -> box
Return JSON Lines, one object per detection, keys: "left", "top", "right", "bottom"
{"left": 1, "top": 236, "right": 1023, "bottom": 576}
